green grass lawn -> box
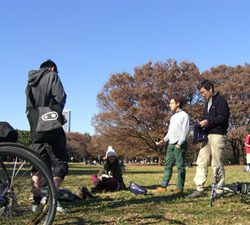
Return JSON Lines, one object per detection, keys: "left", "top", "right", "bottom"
{"left": 54, "top": 164, "right": 250, "bottom": 225}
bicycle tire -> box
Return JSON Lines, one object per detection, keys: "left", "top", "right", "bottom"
{"left": 0, "top": 142, "right": 57, "bottom": 225}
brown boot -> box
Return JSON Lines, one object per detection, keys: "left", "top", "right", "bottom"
{"left": 152, "top": 187, "right": 167, "bottom": 193}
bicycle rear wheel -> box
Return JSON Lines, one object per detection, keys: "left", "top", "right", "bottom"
{"left": 0, "top": 142, "right": 57, "bottom": 225}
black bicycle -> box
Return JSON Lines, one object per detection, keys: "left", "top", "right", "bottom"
{"left": 209, "top": 170, "right": 250, "bottom": 207}
{"left": 0, "top": 142, "right": 57, "bottom": 225}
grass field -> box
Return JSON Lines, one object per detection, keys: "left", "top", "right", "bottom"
{"left": 53, "top": 164, "right": 250, "bottom": 225}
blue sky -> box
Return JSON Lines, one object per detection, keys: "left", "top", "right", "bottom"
{"left": 1, "top": 0, "right": 250, "bottom": 134}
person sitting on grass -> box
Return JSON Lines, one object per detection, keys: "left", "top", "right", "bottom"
{"left": 91, "top": 146, "right": 126, "bottom": 192}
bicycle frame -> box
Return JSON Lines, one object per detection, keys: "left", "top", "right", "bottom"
{"left": 210, "top": 181, "right": 250, "bottom": 207}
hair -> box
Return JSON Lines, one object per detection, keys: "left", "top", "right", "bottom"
{"left": 197, "top": 79, "right": 214, "bottom": 91}
{"left": 170, "top": 95, "right": 185, "bottom": 108}
{"left": 40, "top": 59, "right": 58, "bottom": 73}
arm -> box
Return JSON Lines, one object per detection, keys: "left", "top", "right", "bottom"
{"left": 163, "top": 133, "right": 169, "bottom": 143}
{"left": 177, "top": 114, "right": 190, "bottom": 146}
{"left": 207, "top": 97, "right": 229, "bottom": 128}
{"left": 111, "top": 163, "right": 125, "bottom": 185}
{"left": 51, "top": 73, "right": 67, "bottom": 112}
{"left": 97, "top": 163, "right": 106, "bottom": 177}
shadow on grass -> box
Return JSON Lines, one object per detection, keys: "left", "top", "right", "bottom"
{"left": 55, "top": 217, "right": 86, "bottom": 225}
{"left": 67, "top": 166, "right": 163, "bottom": 176}
{"left": 69, "top": 165, "right": 102, "bottom": 170}
{"left": 123, "top": 214, "right": 186, "bottom": 225}
{"left": 68, "top": 192, "right": 189, "bottom": 210}
{"left": 65, "top": 195, "right": 188, "bottom": 224}
{"left": 67, "top": 169, "right": 100, "bottom": 176}
{"left": 107, "top": 194, "right": 186, "bottom": 209}
{"left": 125, "top": 170, "right": 162, "bottom": 174}
{"left": 143, "top": 183, "right": 177, "bottom": 189}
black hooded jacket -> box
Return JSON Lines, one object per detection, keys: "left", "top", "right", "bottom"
{"left": 26, "top": 68, "right": 66, "bottom": 113}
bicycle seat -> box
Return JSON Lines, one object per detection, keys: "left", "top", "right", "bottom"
{"left": 0, "top": 122, "right": 18, "bottom": 142}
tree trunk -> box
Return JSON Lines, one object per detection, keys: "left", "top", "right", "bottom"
{"left": 230, "top": 139, "right": 240, "bottom": 164}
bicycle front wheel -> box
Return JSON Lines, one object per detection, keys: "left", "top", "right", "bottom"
{"left": 0, "top": 143, "right": 57, "bottom": 225}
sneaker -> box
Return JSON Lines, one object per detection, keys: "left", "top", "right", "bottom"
{"left": 152, "top": 187, "right": 167, "bottom": 193}
{"left": 56, "top": 201, "right": 66, "bottom": 214}
{"left": 40, "top": 196, "right": 66, "bottom": 214}
{"left": 40, "top": 196, "right": 48, "bottom": 205}
{"left": 187, "top": 190, "right": 205, "bottom": 198}
{"left": 31, "top": 196, "right": 42, "bottom": 213}
{"left": 31, "top": 202, "right": 42, "bottom": 213}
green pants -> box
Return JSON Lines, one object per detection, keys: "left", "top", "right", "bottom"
{"left": 162, "top": 143, "right": 186, "bottom": 190}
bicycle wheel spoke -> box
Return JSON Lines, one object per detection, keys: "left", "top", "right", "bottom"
{"left": 0, "top": 206, "right": 5, "bottom": 216}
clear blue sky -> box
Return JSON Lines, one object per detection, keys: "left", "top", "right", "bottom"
{"left": 1, "top": 0, "right": 249, "bottom": 134}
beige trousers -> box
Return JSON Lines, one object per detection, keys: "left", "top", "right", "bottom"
{"left": 247, "top": 154, "right": 250, "bottom": 164}
{"left": 194, "top": 134, "right": 227, "bottom": 192}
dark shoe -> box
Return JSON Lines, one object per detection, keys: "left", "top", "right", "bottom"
{"left": 187, "top": 190, "right": 205, "bottom": 198}
{"left": 91, "top": 186, "right": 101, "bottom": 193}
{"left": 75, "top": 186, "right": 95, "bottom": 200}
{"left": 172, "top": 189, "right": 183, "bottom": 194}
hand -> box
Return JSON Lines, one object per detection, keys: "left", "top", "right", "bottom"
{"left": 155, "top": 140, "right": 164, "bottom": 146}
{"left": 175, "top": 144, "right": 181, "bottom": 149}
{"left": 199, "top": 119, "right": 208, "bottom": 128}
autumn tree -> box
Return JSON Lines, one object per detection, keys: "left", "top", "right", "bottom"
{"left": 66, "top": 132, "right": 92, "bottom": 161}
{"left": 93, "top": 59, "right": 201, "bottom": 160}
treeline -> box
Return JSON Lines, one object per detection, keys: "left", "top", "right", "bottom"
{"left": 18, "top": 59, "right": 250, "bottom": 165}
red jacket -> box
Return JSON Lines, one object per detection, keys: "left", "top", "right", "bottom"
{"left": 245, "top": 135, "right": 250, "bottom": 154}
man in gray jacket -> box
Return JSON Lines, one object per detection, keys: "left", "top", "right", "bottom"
{"left": 26, "top": 59, "right": 69, "bottom": 213}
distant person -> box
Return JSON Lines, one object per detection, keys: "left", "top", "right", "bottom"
{"left": 91, "top": 146, "right": 126, "bottom": 192}
{"left": 25, "top": 59, "right": 69, "bottom": 213}
{"left": 244, "top": 133, "right": 250, "bottom": 171}
{"left": 153, "top": 95, "right": 190, "bottom": 194}
{"left": 187, "top": 79, "right": 230, "bottom": 198}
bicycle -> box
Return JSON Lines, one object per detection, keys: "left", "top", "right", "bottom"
{"left": 0, "top": 142, "right": 57, "bottom": 225}
{"left": 209, "top": 170, "right": 250, "bottom": 207}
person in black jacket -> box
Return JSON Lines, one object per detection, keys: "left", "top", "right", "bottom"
{"left": 187, "top": 79, "right": 230, "bottom": 198}
{"left": 25, "top": 59, "right": 69, "bottom": 213}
